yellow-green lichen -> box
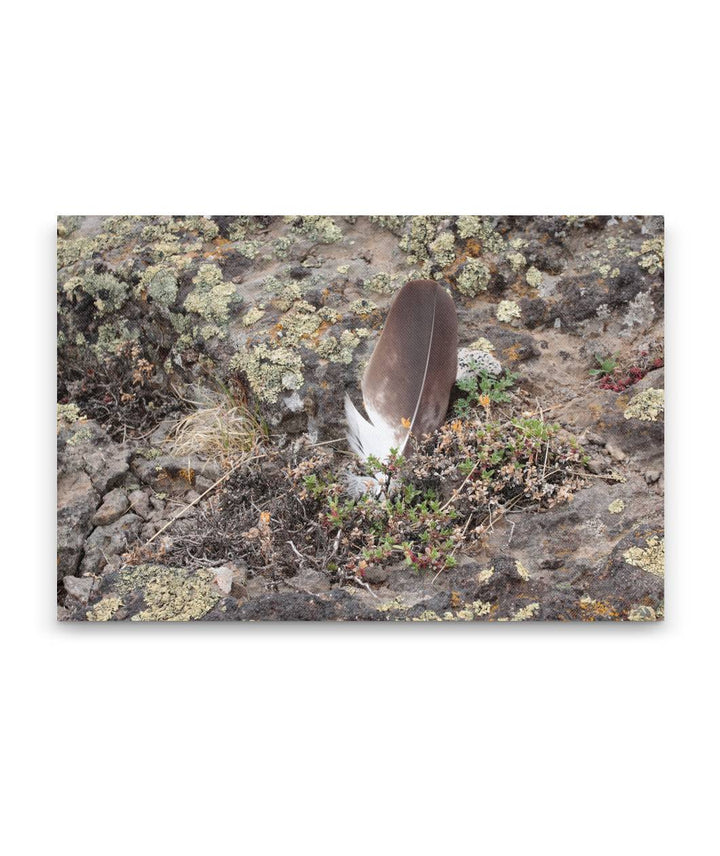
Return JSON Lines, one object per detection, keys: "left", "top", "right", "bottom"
{"left": 638, "top": 237, "right": 664, "bottom": 274}
{"left": 115, "top": 564, "right": 221, "bottom": 621}
{"left": 627, "top": 605, "right": 658, "bottom": 621}
{"left": 476, "top": 567, "right": 494, "bottom": 584}
{"left": 608, "top": 499, "right": 625, "bottom": 514}
{"left": 468, "top": 336, "right": 495, "bottom": 353}
{"left": 624, "top": 535, "right": 664, "bottom": 577}
{"left": 508, "top": 252, "right": 526, "bottom": 272}
{"left": 456, "top": 217, "right": 504, "bottom": 253}
{"left": 456, "top": 258, "right": 491, "bottom": 296}
{"left": 184, "top": 264, "right": 240, "bottom": 333}
{"left": 376, "top": 596, "right": 410, "bottom": 613}
{"left": 497, "top": 300, "right": 521, "bottom": 322}
{"left": 349, "top": 299, "right": 377, "bottom": 316}
{"left": 289, "top": 216, "right": 343, "bottom": 244}
{"left": 510, "top": 602, "right": 540, "bottom": 621}
{"left": 86, "top": 595, "right": 123, "bottom": 621}
{"left": 233, "top": 343, "right": 304, "bottom": 403}
{"left": 515, "top": 560, "right": 530, "bottom": 581}
{"left": 363, "top": 272, "right": 406, "bottom": 294}
{"left": 315, "top": 329, "right": 370, "bottom": 364}
{"left": 243, "top": 306, "right": 265, "bottom": 326}
{"left": 526, "top": 266, "right": 543, "bottom": 287}
{"left": 57, "top": 402, "right": 82, "bottom": 427}
{"left": 67, "top": 426, "right": 93, "bottom": 446}
{"left": 624, "top": 388, "right": 664, "bottom": 422}
{"left": 429, "top": 231, "right": 456, "bottom": 267}
{"left": 278, "top": 301, "right": 322, "bottom": 345}
{"left": 138, "top": 265, "right": 178, "bottom": 307}
{"left": 399, "top": 216, "right": 441, "bottom": 265}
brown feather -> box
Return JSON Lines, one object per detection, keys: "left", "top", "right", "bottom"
{"left": 359, "top": 279, "right": 457, "bottom": 451}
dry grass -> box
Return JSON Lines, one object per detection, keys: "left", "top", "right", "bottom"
{"left": 169, "top": 392, "right": 268, "bottom": 466}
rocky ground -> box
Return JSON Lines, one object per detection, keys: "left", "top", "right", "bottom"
{"left": 57, "top": 215, "right": 664, "bottom": 621}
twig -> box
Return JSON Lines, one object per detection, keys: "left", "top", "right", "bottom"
{"left": 507, "top": 520, "right": 516, "bottom": 547}
{"left": 438, "top": 461, "right": 480, "bottom": 513}
{"left": 143, "top": 453, "right": 267, "bottom": 546}
{"left": 352, "top": 575, "right": 379, "bottom": 599}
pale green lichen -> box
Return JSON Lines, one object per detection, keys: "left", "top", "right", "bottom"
{"left": 243, "top": 306, "right": 265, "bottom": 326}
{"left": 289, "top": 216, "right": 343, "bottom": 244}
{"left": 624, "top": 535, "right": 664, "bottom": 577}
{"left": 233, "top": 343, "right": 304, "bottom": 403}
{"left": 399, "top": 216, "right": 441, "bottom": 264}
{"left": 363, "top": 272, "right": 400, "bottom": 294}
{"left": 86, "top": 596, "right": 123, "bottom": 622}
{"left": 455, "top": 600, "right": 493, "bottom": 621}
{"left": 114, "top": 564, "right": 221, "bottom": 621}
{"left": 456, "top": 216, "right": 504, "bottom": 253}
{"left": 476, "top": 567, "right": 494, "bottom": 584}
{"left": 268, "top": 279, "right": 303, "bottom": 310}
{"left": 608, "top": 499, "right": 625, "bottom": 514}
{"left": 67, "top": 426, "right": 93, "bottom": 446}
{"left": 515, "top": 560, "right": 530, "bottom": 581}
{"left": 510, "top": 602, "right": 540, "bottom": 621}
{"left": 508, "top": 252, "right": 526, "bottom": 272}
{"left": 336, "top": 264, "right": 350, "bottom": 275}
{"left": 456, "top": 258, "right": 491, "bottom": 296}
{"left": 624, "top": 388, "right": 664, "bottom": 422}
{"left": 138, "top": 265, "right": 178, "bottom": 307}
{"left": 369, "top": 215, "right": 406, "bottom": 234}
{"left": 627, "top": 605, "right": 657, "bottom": 621}
{"left": 279, "top": 300, "right": 321, "bottom": 345}
{"left": 77, "top": 271, "right": 130, "bottom": 315}
{"left": 349, "top": 298, "right": 377, "bottom": 316}
{"left": 271, "top": 236, "right": 294, "bottom": 259}
{"left": 57, "top": 402, "right": 82, "bottom": 427}
{"left": 184, "top": 264, "right": 239, "bottom": 330}
{"left": 638, "top": 237, "right": 664, "bottom": 274}
{"left": 468, "top": 336, "right": 495, "bottom": 353}
{"left": 429, "top": 231, "right": 456, "bottom": 267}
{"left": 526, "top": 266, "right": 543, "bottom": 287}
{"left": 497, "top": 300, "right": 521, "bottom": 322}
{"left": 376, "top": 596, "right": 410, "bottom": 613}
{"left": 315, "top": 329, "right": 370, "bottom": 364}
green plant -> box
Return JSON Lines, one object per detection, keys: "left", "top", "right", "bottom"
{"left": 589, "top": 353, "right": 618, "bottom": 378}
{"left": 454, "top": 367, "right": 519, "bottom": 417}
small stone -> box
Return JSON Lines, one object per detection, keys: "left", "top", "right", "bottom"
{"left": 645, "top": 469, "right": 661, "bottom": 484}
{"left": 127, "top": 489, "right": 151, "bottom": 519}
{"left": 149, "top": 494, "right": 166, "bottom": 512}
{"left": 363, "top": 565, "right": 390, "bottom": 585}
{"left": 213, "top": 566, "right": 233, "bottom": 595}
{"left": 91, "top": 488, "right": 129, "bottom": 526}
{"left": 63, "top": 575, "right": 93, "bottom": 603}
{"left": 587, "top": 457, "right": 607, "bottom": 474}
{"left": 586, "top": 432, "right": 605, "bottom": 446}
{"left": 605, "top": 441, "right": 626, "bottom": 462}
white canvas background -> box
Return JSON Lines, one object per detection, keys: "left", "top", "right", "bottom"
{"left": 3, "top": 1, "right": 716, "bottom": 853}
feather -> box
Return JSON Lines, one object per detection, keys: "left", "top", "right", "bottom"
{"left": 345, "top": 279, "right": 458, "bottom": 465}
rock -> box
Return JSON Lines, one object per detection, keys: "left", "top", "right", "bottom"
{"left": 91, "top": 488, "right": 129, "bottom": 526}
{"left": 63, "top": 575, "right": 94, "bottom": 604}
{"left": 645, "top": 469, "right": 662, "bottom": 484}
{"left": 605, "top": 441, "right": 627, "bottom": 463}
{"left": 363, "top": 565, "right": 390, "bottom": 585}
{"left": 79, "top": 513, "right": 142, "bottom": 575}
{"left": 213, "top": 566, "right": 234, "bottom": 595}
{"left": 127, "top": 489, "right": 151, "bottom": 519}
{"left": 57, "top": 471, "right": 99, "bottom": 580}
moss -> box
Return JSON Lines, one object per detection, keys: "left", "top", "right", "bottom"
{"left": 608, "top": 499, "right": 625, "bottom": 514}
{"left": 138, "top": 265, "right": 178, "bottom": 307}
{"left": 233, "top": 343, "right": 304, "bottom": 403}
{"left": 242, "top": 306, "right": 265, "bottom": 326}
{"left": 114, "top": 564, "right": 221, "bottom": 621}
{"left": 86, "top": 596, "right": 123, "bottom": 621}
{"left": 429, "top": 231, "right": 456, "bottom": 267}
{"left": 627, "top": 605, "right": 657, "bottom": 621}
{"left": 497, "top": 300, "right": 521, "bottom": 323}
{"left": 526, "top": 266, "right": 543, "bottom": 287}
{"left": 624, "top": 388, "right": 664, "bottom": 422}
{"left": 624, "top": 535, "right": 664, "bottom": 577}
{"left": 456, "top": 258, "right": 491, "bottom": 296}
{"left": 289, "top": 216, "right": 343, "bottom": 244}
{"left": 184, "top": 263, "right": 240, "bottom": 331}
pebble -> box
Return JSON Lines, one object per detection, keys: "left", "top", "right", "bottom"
{"left": 605, "top": 441, "right": 627, "bottom": 463}
{"left": 63, "top": 575, "right": 94, "bottom": 603}
{"left": 645, "top": 469, "right": 662, "bottom": 484}
{"left": 91, "top": 488, "right": 129, "bottom": 527}
{"left": 127, "top": 489, "right": 151, "bottom": 519}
